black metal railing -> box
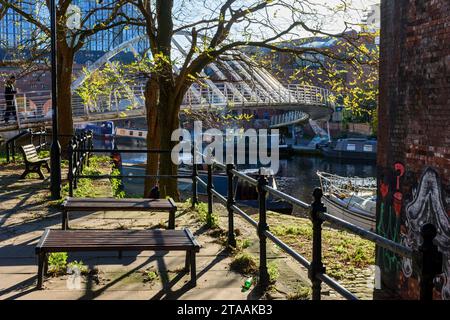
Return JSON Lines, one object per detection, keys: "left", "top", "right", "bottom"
{"left": 193, "top": 155, "right": 441, "bottom": 301}
{"left": 67, "top": 140, "right": 442, "bottom": 300}
{"left": 4, "top": 127, "right": 49, "bottom": 163}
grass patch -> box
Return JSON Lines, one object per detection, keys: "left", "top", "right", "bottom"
{"left": 230, "top": 252, "right": 258, "bottom": 276}
{"left": 268, "top": 215, "right": 375, "bottom": 282}
{"left": 267, "top": 262, "right": 279, "bottom": 284}
{"left": 287, "top": 286, "right": 311, "bottom": 300}
{"left": 142, "top": 267, "right": 159, "bottom": 283}
{"left": 51, "top": 155, "right": 113, "bottom": 205}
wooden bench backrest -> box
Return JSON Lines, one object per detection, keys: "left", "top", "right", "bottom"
{"left": 20, "top": 144, "right": 39, "bottom": 161}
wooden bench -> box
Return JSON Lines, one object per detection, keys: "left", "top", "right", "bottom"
{"left": 19, "top": 144, "right": 50, "bottom": 179}
{"left": 35, "top": 228, "right": 200, "bottom": 289}
{"left": 61, "top": 197, "right": 178, "bottom": 230}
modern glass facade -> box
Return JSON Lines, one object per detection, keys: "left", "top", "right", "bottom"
{"left": 0, "top": 1, "right": 144, "bottom": 55}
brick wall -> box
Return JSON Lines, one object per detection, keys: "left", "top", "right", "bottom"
{"left": 376, "top": 0, "right": 450, "bottom": 300}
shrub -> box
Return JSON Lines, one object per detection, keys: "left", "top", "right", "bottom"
{"left": 48, "top": 252, "right": 68, "bottom": 275}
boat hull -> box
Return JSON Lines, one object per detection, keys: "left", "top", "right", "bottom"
{"left": 322, "top": 195, "right": 376, "bottom": 231}
{"left": 321, "top": 147, "right": 376, "bottom": 162}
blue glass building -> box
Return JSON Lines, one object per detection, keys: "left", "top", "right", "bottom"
{"left": 0, "top": 1, "right": 145, "bottom": 62}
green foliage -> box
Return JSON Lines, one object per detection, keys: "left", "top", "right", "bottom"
{"left": 237, "top": 239, "right": 252, "bottom": 250}
{"left": 230, "top": 252, "right": 258, "bottom": 275}
{"left": 75, "top": 62, "right": 136, "bottom": 113}
{"left": 48, "top": 252, "right": 68, "bottom": 275}
{"left": 67, "top": 260, "right": 89, "bottom": 275}
{"left": 267, "top": 262, "right": 279, "bottom": 284}
{"left": 143, "top": 270, "right": 158, "bottom": 283}
{"left": 111, "top": 168, "right": 125, "bottom": 198}
{"left": 195, "top": 202, "right": 219, "bottom": 229}
{"left": 271, "top": 223, "right": 312, "bottom": 239}
{"left": 287, "top": 286, "right": 311, "bottom": 300}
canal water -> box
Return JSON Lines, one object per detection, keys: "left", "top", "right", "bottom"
{"left": 93, "top": 138, "right": 377, "bottom": 212}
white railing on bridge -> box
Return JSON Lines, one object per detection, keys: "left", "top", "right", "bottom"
{"left": 0, "top": 84, "right": 331, "bottom": 131}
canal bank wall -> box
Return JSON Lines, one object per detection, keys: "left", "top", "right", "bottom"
{"left": 377, "top": 0, "right": 450, "bottom": 300}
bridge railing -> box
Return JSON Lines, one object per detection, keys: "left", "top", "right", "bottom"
{"left": 0, "top": 83, "right": 332, "bottom": 131}
{"left": 67, "top": 137, "right": 442, "bottom": 300}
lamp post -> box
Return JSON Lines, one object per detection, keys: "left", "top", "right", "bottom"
{"left": 49, "top": 0, "right": 61, "bottom": 200}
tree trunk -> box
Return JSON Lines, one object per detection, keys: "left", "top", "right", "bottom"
{"left": 144, "top": 77, "right": 160, "bottom": 197}
{"left": 56, "top": 42, "right": 74, "bottom": 153}
{"left": 157, "top": 83, "right": 180, "bottom": 201}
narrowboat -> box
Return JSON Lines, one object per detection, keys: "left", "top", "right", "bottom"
{"left": 320, "top": 138, "right": 377, "bottom": 161}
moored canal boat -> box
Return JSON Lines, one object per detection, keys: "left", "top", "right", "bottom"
{"left": 317, "top": 171, "right": 376, "bottom": 231}
{"left": 320, "top": 138, "right": 377, "bottom": 161}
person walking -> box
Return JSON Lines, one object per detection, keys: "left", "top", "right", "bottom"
{"left": 4, "top": 75, "right": 18, "bottom": 124}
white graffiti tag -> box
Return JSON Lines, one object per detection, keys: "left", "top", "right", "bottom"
{"left": 403, "top": 168, "right": 450, "bottom": 299}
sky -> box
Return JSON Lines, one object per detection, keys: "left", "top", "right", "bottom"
{"left": 174, "top": 0, "right": 381, "bottom": 43}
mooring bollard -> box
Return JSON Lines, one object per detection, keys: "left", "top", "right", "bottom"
{"left": 418, "top": 223, "right": 442, "bottom": 300}
{"left": 257, "top": 173, "right": 269, "bottom": 287}
{"left": 226, "top": 164, "right": 236, "bottom": 248}
{"left": 309, "top": 188, "right": 326, "bottom": 300}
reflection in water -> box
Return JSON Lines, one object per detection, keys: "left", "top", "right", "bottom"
{"left": 277, "top": 157, "right": 376, "bottom": 204}
{"left": 93, "top": 138, "right": 377, "bottom": 206}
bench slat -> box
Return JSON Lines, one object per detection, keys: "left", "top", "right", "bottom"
{"left": 36, "top": 229, "right": 200, "bottom": 253}
{"left": 62, "top": 197, "right": 177, "bottom": 211}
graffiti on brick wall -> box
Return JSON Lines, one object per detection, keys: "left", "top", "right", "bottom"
{"left": 400, "top": 167, "right": 450, "bottom": 300}
{"left": 376, "top": 162, "right": 404, "bottom": 273}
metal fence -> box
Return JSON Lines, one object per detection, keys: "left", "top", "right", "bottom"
{"left": 68, "top": 135, "right": 442, "bottom": 300}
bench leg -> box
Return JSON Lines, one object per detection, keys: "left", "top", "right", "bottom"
{"left": 185, "top": 251, "right": 190, "bottom": 272}
{"left": 190, "top": 250, "right": 197, "bottom": 286}
{"left": 168, "top": 209, "right": 175, "bottom": 229}
{"left": 37, "top": 253, "right": 45, "bottom": 289}
{"left": 20, "top": 165, "right": 30, "bottom": 179}
{"left": 44, "top": 161, "right": 51, "bottom": 173}
{"left": 43, "top": 253, "right": 49, "bottom": 276}
{"left": 62, "top": 210, "right": 69, "bottom": 230}
{"left": 36, "top": 165, "right": 45, "bottom": 179}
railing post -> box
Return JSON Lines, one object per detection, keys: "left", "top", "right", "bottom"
{"left": 191, "top": 147, "right": 198, "bottom": 208}
{"left": 87, "top": 130, "right": 93, "bottom": 166}
{"left": 73, "top": 137, "right": 79, "bottom": 190}
{"left": 226, "top": 164, "right": 236, "bottom": 248}
{"left": 6, "top": 141, "right": 10, "bottom": 163}
{"left": 12, "top": 140, "right": 16, "bottom": 162}
{"left": 68, "top": 138, "right": 74, "bottom": 197}
{"left": 309, "top": 188, "right": 326, "bottom": 300}
{"left": 206, "top": 164, "right": 214, "bottom": 227}
{"left": 418, "top": 223, "right": 442, "bottom": 300}
{"left": 257, "top": 173, "right": 269, "bottom": 287}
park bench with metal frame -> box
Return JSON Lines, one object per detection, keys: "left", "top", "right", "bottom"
{"left": 35, "top": 228, "right": 200, "bottom": 289}
{"left": 61, "top": 197, "right": 178, "bottom": 230}
{"left": 19, "top": 144, "right": 50, "bottom": 179}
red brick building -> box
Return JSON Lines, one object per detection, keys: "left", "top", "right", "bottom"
{"left": 376, "top": 0, "right": 450, "bottom": 300}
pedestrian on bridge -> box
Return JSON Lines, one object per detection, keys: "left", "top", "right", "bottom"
{"left": 4, "top": 75, "right": 18, "bottom": 124}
